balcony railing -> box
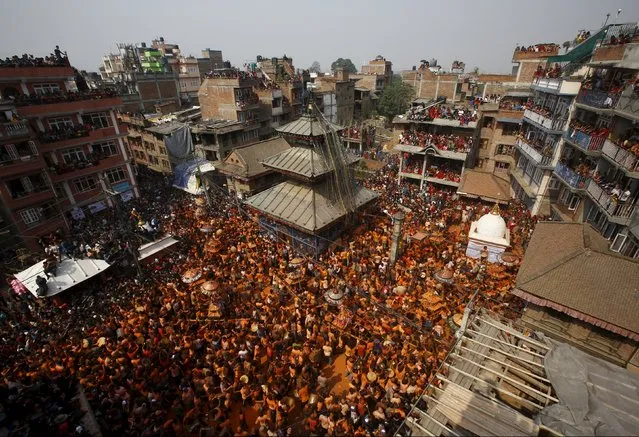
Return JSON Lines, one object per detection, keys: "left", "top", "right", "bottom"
{"left": 532, "top": 77, "right": 581, "bottom": 95}
{"left": 602, "top": 139, "right": 639, "bottom": 174}
{"left": 38, "top": 124, "right": 92, "bottom": 144}
{"left": 523, "top": 109, "right": 566, "bottom": 131}
{"left": 586, "top": 179, "right": 638, "bottom": 224}
{"left": 13, "top": 90, "right": 118, "bottom": 107}
{"left": 576, "top": 89, "right": 620, "bottom": 109}
{"left": 516, "top": 138, "right": 553, "bottom": 166}
{"left": 0, "top": 121, "right": 30, "bottom": 139}
{"left": 554, "top": 162, "right": 589, "bottom": 189}
{"left": 564, "top": 128, "right": 605, "bottom": 153}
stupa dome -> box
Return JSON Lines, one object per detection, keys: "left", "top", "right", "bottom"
{"left": 475, "top": 204, "right": 507, "bottom": 240}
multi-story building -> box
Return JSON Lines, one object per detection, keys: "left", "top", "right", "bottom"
{"left": 549, "top": 23, "right": 639, "bottom": 257}
{"left": 257, "top": 56, "right": 306, "bottom": 119}
{"left": 0, "top": 53, "right": 137, "bottom": 250}
{"left": 313, "top": 68, "right": 355, "bottom": 125}
{"left": 120, "top": 107, "right": 201, "bottom": 174}
{"left": 360, "top": 55, "right": 393, "bottom": 87}
{"left": 393, "top": 101, "right": 476, "bottom": 191}
{"left": 101, "top": 43, "right": 181, "bottom": 114}
{"left": 192, "top": 119, "right": 259, "bottom": 162}
{"left": 198, "top": 72, "right": 261, "bottom": 124}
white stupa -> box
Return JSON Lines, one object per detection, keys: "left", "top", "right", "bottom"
{"left": 466, "top": 204, "right": 510, "bottom": 263}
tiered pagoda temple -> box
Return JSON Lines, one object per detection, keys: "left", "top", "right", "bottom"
{"left": 245, "top": 107, "right": 378, "bottom": 256}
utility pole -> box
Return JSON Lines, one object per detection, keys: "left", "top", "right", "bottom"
{"left": 389, "top": 210, "right": 406, "bottom": 267}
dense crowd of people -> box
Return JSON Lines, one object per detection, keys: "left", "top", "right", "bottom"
{"left": 398, "top": 130, "right": 473, "bottom": 153}
{"left": 533, "top": 63, "right": 562, "bottom": 79}
{"left": 0, "top": 155, "right": 542, "bottom": 436}
{"left": 0, "top": 47, "right": 69, "bottom": 68}
{"left": 9, "top": 89, "right": 117, "bottom": 107}
{"left": 515, "top": 43, "right": 559, "bottom": 53}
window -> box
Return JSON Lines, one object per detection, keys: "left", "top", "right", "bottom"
{"left": 104, "top": 167, "right": 126, "bottom": 184}
{"left": 19, "top": 208, "right": 40, "bottom": 225}
{"left": 533, "top": 168, "right": 543, "bottom": 184}
{"left": 73, "top": 176, "right": 97, "bottom": 193}
{"left": 548, "top": 176, "right": 561, "bottom": 191}
{"left": 95, "top": 141, "right": 118, "bottom": 157}
{"left": 162, "top": 160, "right": 170, "bottom": 169}
{"left": 501, "top": 123, "right": 520, "bottom": 136}
{"left": 61, "top": 147, "right": 86, "bottom": 164}
{"left": 181, "top": 81, "right": 187, "bottom": 88}
{"left": 83, "top": 112, "right": 111, "bottom": 129}
{"left": 496, "top": 162, "right": 510, "bottom": 171}
{"left": 33, "top": 83, "right": 60, "bottom": 95}
{"left": 47, "top": 117, "right": 74, "bottom": 130}
{"left": 190, "top": 80, "right": 199, "bottom": 87}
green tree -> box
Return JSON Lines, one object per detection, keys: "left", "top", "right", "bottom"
{"left": 377, "top": 79, "right": 415, "bottom": 122}
{"left": 330, "top": 58, "right": 358, "bottom": 73}
{"left": 309, "top": 61, "right": 321, "bottom": 73}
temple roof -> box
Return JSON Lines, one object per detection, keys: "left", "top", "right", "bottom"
{"left": 262, "top": 146, "right": 359, "bottom": 180}
{"left": 276, "top": 113, "right": 343, "bottom": 137}
{"left": 216, "top": 137, "right": 291, "bottom": 179}
{"left": 244, "top": 180, "right": 378, "bottom": 233}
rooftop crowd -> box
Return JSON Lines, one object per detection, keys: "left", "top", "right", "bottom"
{"left": 1, "top": 154, "right": 541, "bottom": 436}
{"left": 398, "top": 130, "right": 473, "bottom": 154}
{"left": 0, "top": 47, "right": 69, "bottom": 68}
{"left": 405, "top": 105, "right": 477, "bottom": 126}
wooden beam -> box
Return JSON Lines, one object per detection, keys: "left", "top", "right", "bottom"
{"left": 450, "top": 352, "right": 559, "bottom": 403}
{"left": 462, "top": 336, "right": 546, "bottom": 369}
{"left": 467, "top": 328, "right": 546, "bottom": 359}
{"left": 439, "top": 365, "right": 546, "bottom": 411}
{"left": 477, "top": 316, "right": 550, "bottom": 350}
{"left": 405, "top": 417, "right": 437, "bottom": 437}
{"left": 457, "top": 344, "right": 551, "bottom": 383}
{"left": 415, "top": 406, "right": 461, "bottom": 437}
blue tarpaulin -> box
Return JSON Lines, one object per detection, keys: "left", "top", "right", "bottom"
{"left": 172, "top": 159, "right": 215, "bottom": 194}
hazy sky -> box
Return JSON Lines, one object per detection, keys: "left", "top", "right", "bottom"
{"left": 2, "top": 0, "right": 639, "bottom": 75}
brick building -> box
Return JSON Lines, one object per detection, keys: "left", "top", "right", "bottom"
{"left": 0, "top": 53, "right": 137, "bottom": 251}
{"left": 360, "top": 55, "right": 393, "bottom": 87}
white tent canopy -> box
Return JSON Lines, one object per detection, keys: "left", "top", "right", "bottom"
{"left": 14, "top": 257, "right": 111, "bottom": 298}
{"left": 138, "top": 236, "right": 179, "bottom": 261}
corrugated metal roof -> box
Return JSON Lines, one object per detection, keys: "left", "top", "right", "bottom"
{"left": 276, "top": 114, "right": 343, "bottom": 137}
{"left": 457, "top": 169, "right": 510, "bottom": 203}
{"left": 217, "top": 137, "right": 291, "bottom": 178}
{"left": 245, "top": 180, "right": 378, "bottom": 232}
{"left": 262, "top": 146, "right": 359, "bottom": 179}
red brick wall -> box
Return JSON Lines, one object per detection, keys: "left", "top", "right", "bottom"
{"left": 592, "top": 45, "right": 626, "bottom": 62}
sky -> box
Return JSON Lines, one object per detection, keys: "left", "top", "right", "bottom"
{"left": 2, "top": 0, "right": 639, "bottom": 75}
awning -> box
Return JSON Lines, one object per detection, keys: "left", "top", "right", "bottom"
{"left": 548, "top": 27, "right": 606, "bottom": 63}
{"left": 14, "top": 257, "right": 111, "bottom": 298}
{"left": 138, "top": 236, "right": 179, "bottom": 261}
{"left": 172, "top": 159, "right": 215, "bottom": 195}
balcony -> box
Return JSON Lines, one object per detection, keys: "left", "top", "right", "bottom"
{"left": 38, "top": 125, "right": 126, "bottom": 151}
{"left": 516, "top": 138, "right": 553, "bottom": 167}
{"left": 5, "top": 187, "right": 55, "bottom": 210}
{"left": 17, "top": 95, "right": 123, "bottom": 118}
{"left": 563, "top": 128, "right": 604, "bottom": 155}
{"left": 523, "top": 109, "right": 565, "bottom": 132}
{"left": 576, "top": 89, "right": 620, "bottom": 110}
{"left": 0, "top": 154, "right": 44, "bottom": 179}
{"left": 586, "top": 179, "right": 638, "bottom": 225}
{"left": 512, "top": 46, "right": 559, "bottom": 61}
{"left": 49, "top": 155, "right": 126, "bottom": 182}
{"left": 601, "top": 139, "right": 639, "bottom": 176}
{"left": 0, "top": 121, "right": 30, "bottom": 139}
{"left": 554, "top": 162, "right": 589, "bottom": 190}
{"left": 531, "top": 77, "right": 581, "bottom": 95}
